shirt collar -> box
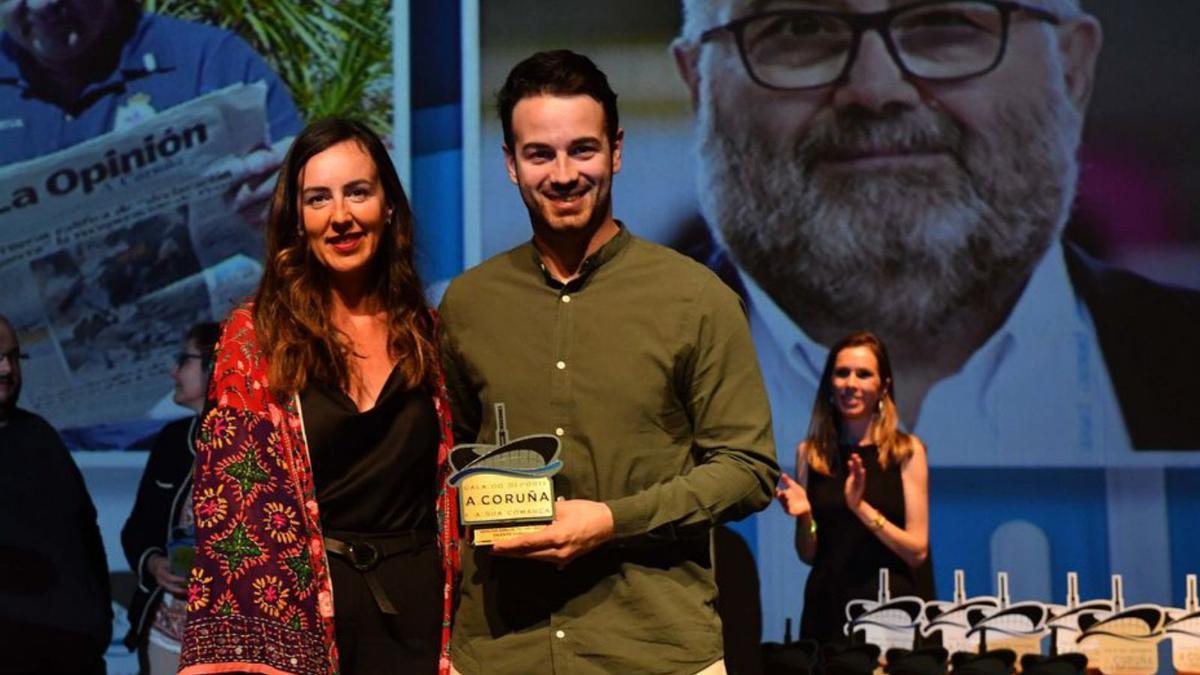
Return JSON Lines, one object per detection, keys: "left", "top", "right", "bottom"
{"left": 949, "top": 240, "right": 1083, "bottom": 402}
{"left": 739, "top": 268, "right": 827, "bottom": 385}
{"left": 528, "top": 221, "right": 632, "bottom": 290}
{"left": 739, "top": 239, "right": 1084, "bottom": 387}
{"left": 995, "top": 239, "right": 1083, "bottom": 346}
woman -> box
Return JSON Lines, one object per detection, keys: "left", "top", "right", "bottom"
{"left": 776, "top": 332, "right": 933, "bottom": 647}
{"left": 179, "top": 118, "right": 458, "bottom": 675}
{"left": 121, "top": 322, "right": 220, "bottom": 674}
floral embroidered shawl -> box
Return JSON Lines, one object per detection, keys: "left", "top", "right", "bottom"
{"left": 179, "top": 306, "right": 460, "bottom": 675}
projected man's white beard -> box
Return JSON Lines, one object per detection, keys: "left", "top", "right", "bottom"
{"left": 695, "top": 81, "right": 1082, "bottom": 341}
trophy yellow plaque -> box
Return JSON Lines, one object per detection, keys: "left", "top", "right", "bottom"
{"left": 448, "top": 403, "right": 562, "bottom": 546}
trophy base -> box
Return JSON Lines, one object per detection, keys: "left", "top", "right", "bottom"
{"left": 472, "top": 523, "right": 548, "bottom": 546}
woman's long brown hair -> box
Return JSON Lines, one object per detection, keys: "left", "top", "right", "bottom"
{"left": 805, "top": 332, "right": 917, "bottom": 475}
{"left": 253, "top": 118, "right": 436, "bottom": 397}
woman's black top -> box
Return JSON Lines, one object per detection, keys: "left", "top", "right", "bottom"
{"left": 300, "top": 366, "right": 438, "bottom": 534}
{"left": 300, "top": 366, "right": 443, "bottom": 674}
{"left": 801, "top": 443, "right": 935, "bottom": 646}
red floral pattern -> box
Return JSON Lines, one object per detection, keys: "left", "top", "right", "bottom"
{"left": 186, "top": 567, "right": 213, "bottom": 612}
{"left": 252, "top": 574, "right": 291, "bottom": 618}
{"left": 262, "top": 502, "right": 301, "bottom": 545}
{"left": 179, "top": 306, "right": 460, "bottom": 675}
{"left": 212, "top": 589, "right": 239, "bottom": 617}
{"left": 194, "top": 483, "right": 229, "bottom": 529}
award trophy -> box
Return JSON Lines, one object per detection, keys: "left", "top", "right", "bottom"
{"left": 448, "top": 403, "right": 563, "bottom": 546}
{"left": 1168, "top": 574, "right": 1200, "bottom": 675}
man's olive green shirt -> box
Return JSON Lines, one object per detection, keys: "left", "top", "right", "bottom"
{"left": 439, "top": 227, "right": 779, "bottom": 674}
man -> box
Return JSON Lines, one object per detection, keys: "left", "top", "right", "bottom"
{"left": 1, "top": 0, "right": 301, "bottom": 448}
{"left": 671, "top": 0, "right": 1200, "bottom": 463}
{"left": 0, "top": 314, "right": 112, "bottom": 673}
{"left": 0, "top": 0, "right": 299, "bottom": 209}
{"left": 439, "top": 50, "right": 779, "bottom": 674}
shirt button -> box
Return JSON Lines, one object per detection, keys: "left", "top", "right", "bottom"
{"left": 561, "top": 295, "right": 571, "bottom": 303}
{"left": 556, "top": 361, "right": 566, "bottom": 370}
{"left": 555, "top": 630, "right": 566, "bottom": 639}
{"left": 555, "top": 427, "right": 564, "bottom": 436}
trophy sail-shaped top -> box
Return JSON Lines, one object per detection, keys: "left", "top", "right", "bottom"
{"left": 448, "top": 402, "right": 564, "bottom": 545}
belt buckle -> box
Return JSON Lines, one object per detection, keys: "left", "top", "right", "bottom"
{"left": 345, "top": 541, "right": 380, "bottom": 571}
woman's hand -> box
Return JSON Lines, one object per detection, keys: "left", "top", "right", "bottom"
{"left": 147, "top": 553, "right": 187, "bottom": 598}
{"left": 775, "top": 473, "right": 812, "bottom": 518}
{"left": 843, "top": 452, "right": 867, "bottom": 511}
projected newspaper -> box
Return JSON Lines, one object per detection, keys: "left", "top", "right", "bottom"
{"left": 0, "top": 83, "right": 270, "bottom": 432}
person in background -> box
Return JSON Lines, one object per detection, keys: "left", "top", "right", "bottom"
{"left": 0, "top": 0, "right": 300, "bottom": 217}
{"left": 776, "top": 331, "right": 933, "bottom": 647}
{"left": 121, "top": 322, "right": 220, "bottom": 674}
{"left": 672, "top": 0, "right": 1199, "bottom": 462}
{"left": 180, "top": 118, "right": 458, "bottom": 675}
{"left": 0, "top": 313, "right": 112, "bottom": 674}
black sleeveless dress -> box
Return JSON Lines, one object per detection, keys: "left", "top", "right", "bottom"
{"left": 801, "top": 444, "right": 935, "bottom": 646}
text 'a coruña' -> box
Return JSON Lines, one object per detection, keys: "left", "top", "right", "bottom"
{"left": 463, "top": 489, "right": 553, "bottom": 507}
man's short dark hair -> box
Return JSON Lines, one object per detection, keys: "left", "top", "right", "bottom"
{"left": 497, "top": 49, "right": 620, "bottom": 150}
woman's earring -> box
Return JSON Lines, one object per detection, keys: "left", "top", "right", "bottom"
{"left": 877, "top": 399, "right": 884, "bottom": 414}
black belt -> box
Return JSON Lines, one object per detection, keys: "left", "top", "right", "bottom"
{"left": 324, "top": 530, "right": 436, "bottom": 615}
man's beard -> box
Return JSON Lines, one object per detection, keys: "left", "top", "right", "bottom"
{"left": 520, "top": 177, "right": 612, "bottom": 238}
{"left": 695, "top": 87, "right": 1083, "bottom": 341}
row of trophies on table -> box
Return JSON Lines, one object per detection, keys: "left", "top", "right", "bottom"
{"left": 828, "top": 570, "right": 1199, "bottom": 675}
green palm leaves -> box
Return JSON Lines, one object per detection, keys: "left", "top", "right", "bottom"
{"left": 145, "top": 0, "right": 392, "bottom": 133}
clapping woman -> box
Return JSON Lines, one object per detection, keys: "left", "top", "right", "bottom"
{"left": 776, "top": 332, "right": 934, "bottom": 647}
